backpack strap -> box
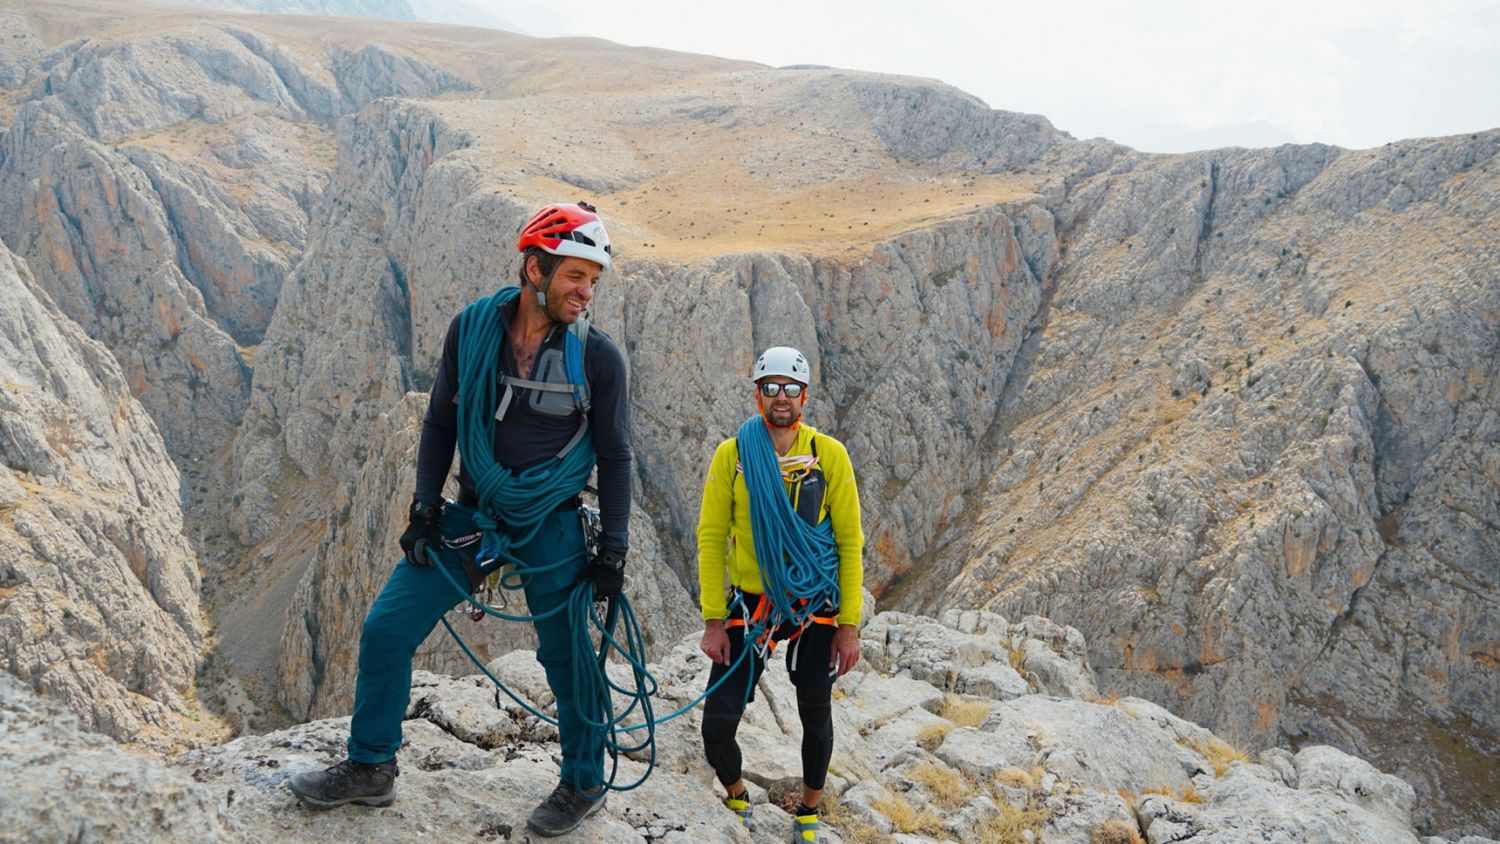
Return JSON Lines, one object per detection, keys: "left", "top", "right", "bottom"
{"left": 565, "top": 315, "right": 591, "bottom": 413}
{"left": 557, "top": 315, "right": 591, "bottom": 458}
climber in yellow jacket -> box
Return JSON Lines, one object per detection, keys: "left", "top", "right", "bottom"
{"left": 696, "top": 346, "right": 864, "bottom": 843}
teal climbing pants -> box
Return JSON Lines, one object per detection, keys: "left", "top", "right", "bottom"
{"left": 346, "top": 503, "right": 602, "bottom": 789}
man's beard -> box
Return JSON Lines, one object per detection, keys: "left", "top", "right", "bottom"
{"left": 766, "top": 405, "right": 798, "bottom": 427}
{"left": 543, "top": 294, "right": 582, "bottom": 325}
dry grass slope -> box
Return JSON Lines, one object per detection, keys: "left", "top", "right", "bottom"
{"left": 13, "top": 0, "right": 1042, "bottom": 267}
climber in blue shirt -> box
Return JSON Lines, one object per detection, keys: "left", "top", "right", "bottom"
{"left": 289, "top": 201, "right": 632, "bottom": 838}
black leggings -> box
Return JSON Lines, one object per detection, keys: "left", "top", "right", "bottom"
{"left": 701, "top": 610, "right": 838, "bottom": 791}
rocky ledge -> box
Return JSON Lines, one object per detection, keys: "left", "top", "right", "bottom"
{"left": 3, "top": 609, "right": 1492, "bottom": 844}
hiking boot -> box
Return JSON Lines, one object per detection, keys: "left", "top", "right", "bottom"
{"left": 288, "top": 758, "right": 398, "bottom": 809}
{"left": 525, "top": 780, "right": 607, "bottom": 837}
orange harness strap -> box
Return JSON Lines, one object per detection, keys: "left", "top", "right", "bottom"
{"left": 725, "top": 592, "right": 838, "bottom": 653}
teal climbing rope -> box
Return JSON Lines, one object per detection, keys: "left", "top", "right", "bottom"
{"left": 738, "top": 415, "right": 841, "bottom": 628}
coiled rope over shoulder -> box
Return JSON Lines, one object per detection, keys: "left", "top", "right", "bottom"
{"left": 455, "top": 286, "right": 593, "bottom": 571}
{"left": 738, "top": 415, "right": 841, "bottom": 629}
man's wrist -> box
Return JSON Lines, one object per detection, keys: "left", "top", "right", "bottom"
{"left": 704, "top": 618, "right": 726, "bottom": 630}
{"left": 409, "top": 497, "right": 440, "bottom": 523}
{"left": 594, "top": 546, "right": 626, "bottom": 571}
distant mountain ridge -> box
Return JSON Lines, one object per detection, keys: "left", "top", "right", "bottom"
{"left": 148, "top": 0, "right": 418, "bottom": 19}
{"left": 142, "top": 0, "right": 525, "bottom": 32}
{"left": 406, "top": 0, "right": 520, "bottom": 32}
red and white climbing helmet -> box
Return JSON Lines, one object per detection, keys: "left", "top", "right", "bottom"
{"left": 517, "top": 201, "right": 612, "bottom": 268}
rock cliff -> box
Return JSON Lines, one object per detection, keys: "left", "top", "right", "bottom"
{"left": 0, "top": 241, "right": 212, "bottom": 749}
{"left": 910, "top": 137, "right": 1500, "bottom": 832}
{"left": 0, "top": 0, "right": 1495, "bottom": 835}
{"left": 8, "top": 610, "right": 1483, "bottom": 844}
{"left": 0, "top": 1, "right": 475, "bottom": 461}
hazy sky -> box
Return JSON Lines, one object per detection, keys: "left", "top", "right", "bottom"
{"left": 464, "top": 0, "right": 1500, "bottom": 153}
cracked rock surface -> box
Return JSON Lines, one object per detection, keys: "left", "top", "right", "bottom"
{"left": 3, "top": 611, "right": 1454, "bottom": 844}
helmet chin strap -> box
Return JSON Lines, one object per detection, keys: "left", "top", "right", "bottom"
{"left": 526, "top": 261, "right": 565, "bottom": 323}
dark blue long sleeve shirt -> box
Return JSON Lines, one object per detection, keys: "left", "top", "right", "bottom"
{"left": 413, "top": 295, "right": 632, "bottom": 551}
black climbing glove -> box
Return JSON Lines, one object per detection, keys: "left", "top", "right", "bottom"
{"left": 584, "top": 546, "right": 626, "bottom": 601}
{"left": 399, "top": 499, "right": 443, "bottom": 566}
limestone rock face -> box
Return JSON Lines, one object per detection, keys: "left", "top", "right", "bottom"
{"left": 24, "top": 23, "right": 467, "bottom": 140}
{"left": 914, "top": 133, "right": 1500, "bottom": 833}
{"left": 121, "top": 141, "right": 309, "bottom": 346}
{"left": 0, "top": 8, "right": 46, "bottom": 88}
{"left": 0, "top": 10, "right": 473, "bottom": 461}
{"left": 0, "top": 675, "right": 231, "bottom": 844}
{"left": 226, "top": 99, "right": 451, "bottom": 546}
{"left": 617, "top": 207, "right": 1049, "bottom": 594}
{"left": 1293, "top": 744, "right": 1416, "bottom": 829}
{"left": 1136, "top": 762, "right": 1421, "bottom": 844}
{"left": 268, "top": 395, "right": 431, "bottom": 722}
{"left": 847, "top": 74, "right": 1120, "bottom": 174}
{"left": 1, "top": 610, "right": 1444, "bottom": 844}
{"left": 0, "top": 102, "right": 252, "bottom": 459}
{"left": 0, "top": 244, "right": 205, "bottom": 749}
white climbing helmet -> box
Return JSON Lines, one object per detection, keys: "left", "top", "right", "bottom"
{"left": 752, "top": 346, "right": 811, "bottom": 385}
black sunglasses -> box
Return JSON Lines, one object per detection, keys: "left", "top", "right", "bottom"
{"left": 758, "top": 382, "right": 804, "bottom": 398}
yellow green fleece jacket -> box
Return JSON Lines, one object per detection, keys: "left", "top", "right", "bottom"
{"left": 697, "top": 423, "right": 864, "bottom": 626}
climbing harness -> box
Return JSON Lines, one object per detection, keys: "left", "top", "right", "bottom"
{"left": 726, "top": 588, "right": 839, "bottom": 658}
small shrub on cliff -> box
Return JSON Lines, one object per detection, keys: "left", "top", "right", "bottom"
{"left": 819, "top": 796, "right": 884, "bottom": 844}
{"left": 909, "top": 762, "right": 969, "bottom": 810}
{"left": 996, "top": 765, "right": 1042, "bottom": 792}
{"left": 1144, "top": 784, "right": 1209, "bottom": 804}
{"left": 938, "top": 693, "right": 992, "bottom": 727}
{"left": 916, "top": 722, "right": 952, "bottom": 751}
{"left": 1186, "top": 735, "right": 1249, "bottom": 775}
{"left": 871, "top": 791, "right": 945, "bottom": 837}
{"left": 976, "top": 799, "right": 1051, "bottom": 844}
{"left": 1091, "top": 818, "right": 1146, "bottom": 844}
{"left": 1008, "top": 647, "right": 1026, "bottom": 673}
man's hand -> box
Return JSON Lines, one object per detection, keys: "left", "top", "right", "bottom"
{"left": 584, "top": 546, "right": 626, "bottom": 601}
{"left": 700, "top": 619, "right": 730, "bottom": 665}
{"left": 399, "top": 499, "right": 443, "bottom": 566}
{"left": 830, "top": 624, "right": 860, "bottom": 675}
